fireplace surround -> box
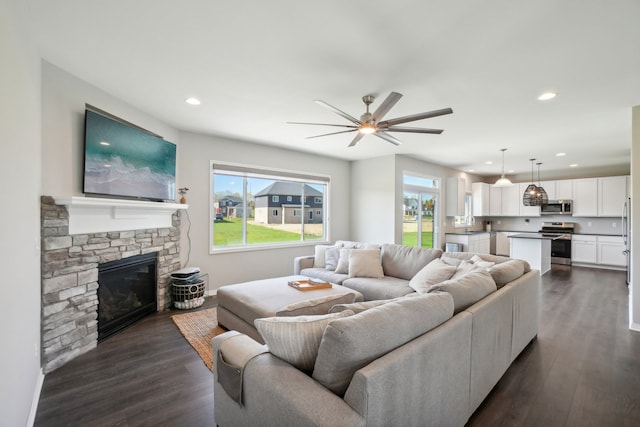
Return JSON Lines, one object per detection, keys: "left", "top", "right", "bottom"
{"left": 40, "top": 196, "right": 184, "bottom": 373}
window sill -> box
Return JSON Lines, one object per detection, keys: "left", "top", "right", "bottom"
{"left": 210, "top": 240, "right": 329, "bottom": 255}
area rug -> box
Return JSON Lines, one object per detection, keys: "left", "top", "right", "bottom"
{"left": 171, "top": 307, "right": 226, "bottom": 371}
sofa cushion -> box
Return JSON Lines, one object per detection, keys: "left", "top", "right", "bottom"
{"left": 342, "top": 276, "right": 415, "bottom": 301}
{"left": 381, "top": 243, "right": 443, "bottom": 280}
{"left": 451, "top": 260, "right": 480, "bottom": 279}
{"left": 348, "top": 249, "right": 384, "bottom": 278}
{"left": 313, "top": 292, "right": 454, "bottom": 396}
{"left": 470, "top": 254, "right": 495, "bottom": 269}
{"left": 328, "top": 295, "right": 415, "bottom": 314}
{"left": 299, "top": 267, "right": 349, "bottom": 285}
{"left": 409, "top": 258, "right": 457, "bottom": 294}
{"left": 488, "top": 259, "right": 525, "bottom": 288}
{"left": 427, "top": 269, "right": 497, "bottom": 314}
{"left": 441, "top": 252, "right": 531, "bottom": 273}
{"left": 325, "top": 246, "right": 341, "bottom": 270}
{"left": 276, "top": 292, "right": 360, "bottom": 317}
{"left": 254, "top": 310, "right": 353, "bottom": 373}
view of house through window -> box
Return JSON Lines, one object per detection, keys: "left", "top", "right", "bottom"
{"left": 402, "top": 174, "right": 439, "bottom": 248}
{"left": 211, "top": 163, "right": 328, "bottom": 250}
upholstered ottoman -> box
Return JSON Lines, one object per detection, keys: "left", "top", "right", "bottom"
{"left": 217, "top": 275, "right": 364, "bottom": 343}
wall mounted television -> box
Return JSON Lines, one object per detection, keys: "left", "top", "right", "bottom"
{"left": 83, "top": 107, "right": 176, "bottom": 202}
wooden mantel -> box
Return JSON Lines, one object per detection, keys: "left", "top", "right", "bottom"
{"left": 53, "top": 196, "right": 188, "bottom": 234}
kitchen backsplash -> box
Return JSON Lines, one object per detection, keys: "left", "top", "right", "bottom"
{"left": 484, "top": 215, "right": 624, "bottom": 235}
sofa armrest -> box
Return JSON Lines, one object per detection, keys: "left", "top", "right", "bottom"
{"left": 293, "top": 255, "right": 315, "bottom": 275}
{"left": 213, "top": 334, "right": 365, "bottom": 427}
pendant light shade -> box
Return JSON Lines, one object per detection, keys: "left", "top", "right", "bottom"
{"left": 535, "top": 162, "right": 549, "bottom": 205}
{"left": 523, "top": 158, "right": 541, "bottom": 206}
{"left": 493, "top": 148, "right": 514, "bottom": 187}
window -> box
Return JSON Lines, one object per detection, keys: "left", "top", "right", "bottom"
{"left": 211, "top": 162, "right": 329, "bottom": 251}
{"left": 454, "top": 194, "right": 474, "bottom": 228}
{"left": 314, "top": 197, "right": 322, "bottom": 204}
{"left": 402, "top": 173, "right": 439, "bottom": 249}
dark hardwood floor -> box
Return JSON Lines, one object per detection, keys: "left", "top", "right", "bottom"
{"left": 35, "top": 266, "right": 640, "bottom": 427}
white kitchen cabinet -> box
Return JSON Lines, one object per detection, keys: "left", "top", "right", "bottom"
{"left": 489, "top": 186, "right": 502, "bottom": 216}
{"left": 445, "top": 233, "right": 491, "bottom": 254}
{"left": 572, "top": 178, "right": 598, "bottom": 217}
{"left": 472, "top": 182, "right": 491, "bottom": 216}
{"left": 518, "top": 183, "right": 541, "bottom": 217}
{"left": 596, "top": 235, "right": 626, "bottom": 267}
{"left": 598, "top": 176, "right": 627, "bottom": 217}
{"left": 495, "top": 232, "right": 512, "bottom": 256}
{"left": 501, "top": 184, "right": 520, "bottom": 216}
{"left": 446, "top": 177, "right": 466, "bottom": 217}
{"left": 555, "top": 180, "right": 574, "bottom": 200}
{"left": 571, "top": 235, "right": 597, "bottom": 263}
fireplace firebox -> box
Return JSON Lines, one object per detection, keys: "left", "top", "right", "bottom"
{"left": 98, "top": 252, "right": 158, "bottom": 342}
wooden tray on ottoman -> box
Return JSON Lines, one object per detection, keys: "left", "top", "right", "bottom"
{"left": 288, "top": 279, "right": 332, "bottom": 291}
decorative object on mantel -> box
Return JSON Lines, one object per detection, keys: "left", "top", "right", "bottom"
{"left": 523, "top": 158, "right": 541, "bottom": 206}
{"left": 535, "top": 162, "right": 549, "bottom": 205}
{"left": 178, "top": 187, "right": 189, "bottom": 204}
{"left": 493, "top": 148, "right": 514, "bottom": 187}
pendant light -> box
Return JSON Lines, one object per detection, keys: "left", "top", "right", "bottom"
{"left": 535, "top": 162, "right": 549, "bottom": 205}
{"left": 493, "top": 148, "right": 514, "bottom": 187}
{"left": 523, "top": 158, "right": 540, "bottom": 206}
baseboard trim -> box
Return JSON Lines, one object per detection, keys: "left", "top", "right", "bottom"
{"left": 630, "top": 322, "right": 640, "bottom": 332}
{"left": 27, "top": 368, "right": 45, "bottom": 426}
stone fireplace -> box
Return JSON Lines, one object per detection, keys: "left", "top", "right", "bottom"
{"left": 40, "top": 196, "right": 185, "bottom": 373}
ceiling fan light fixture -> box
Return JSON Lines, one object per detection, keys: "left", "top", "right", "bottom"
{"left": 359, "top": 123, "right": 376, "bottom": 134}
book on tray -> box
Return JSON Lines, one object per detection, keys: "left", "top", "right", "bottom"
{"left": 288, "top": 279, "right": 332, "bottom": 290}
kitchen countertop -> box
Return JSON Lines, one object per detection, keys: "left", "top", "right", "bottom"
{"left": 445, "top": 231, "right": 492, "bottom": 235}
{"left": 508, "top": 233, "right": 559, "bottom": 240}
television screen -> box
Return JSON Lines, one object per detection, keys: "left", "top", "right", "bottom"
{"left": 83, "top": 109, "right": 176, "bottom": 201}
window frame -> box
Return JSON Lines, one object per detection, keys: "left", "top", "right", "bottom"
{"left": 210, "top": 161, "right": 330, "bottom": 253}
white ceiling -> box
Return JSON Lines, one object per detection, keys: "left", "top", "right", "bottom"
{"left": 26, "top": 0, "right": 639, "bottom": 179}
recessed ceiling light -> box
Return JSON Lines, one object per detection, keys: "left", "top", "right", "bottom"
{"left": 99, "top": 141, "right": 110, "bottom": 146}
{"left": 555, "top": 152, "right": 566, "bottom": 156}
{"left": 569, "top": 163, "right": 578, "bottom": 168}
{"left": 185, "top": 97, "right": 201, "bottom": 105}
{"left": 538, "top": 92, "right": 557, "bottom": 101}
{"left": 468, "top": 169, "right": 475, "bottom": 172}
{"left": 507, "top": 169, "right": 515, "bottom": 173}
{"left": 485, "top": 161, "right": 493, "bottom": 165}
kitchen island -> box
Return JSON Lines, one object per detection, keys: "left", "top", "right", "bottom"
{"left": 508, "top": 233, "right": 557, "bottom": 275}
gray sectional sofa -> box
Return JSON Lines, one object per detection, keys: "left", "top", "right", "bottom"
{"left": 213, "top": 241, "right": 540, "bottom": 426}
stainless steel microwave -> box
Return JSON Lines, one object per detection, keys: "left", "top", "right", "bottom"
{"left": 540, "top": 200, "right": 573, "bottom": 215}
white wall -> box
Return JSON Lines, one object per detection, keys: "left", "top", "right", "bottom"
{"left": 178, "top": 131, "right": 351, "bottom": 291}
{"left": 0, "top": 0, "right": 43, "bottom": 425}
{"left": 350, "top": 155, "right": 397, "bottom": 243}
{"left": 631, "top": 105, "right": 639, "bottom": 330}
{"left": 41, "top": 62, "right": 181, "bottom": 197}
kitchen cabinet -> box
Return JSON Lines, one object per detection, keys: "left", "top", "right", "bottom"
{"left": 598, "top": 176, "right": 627, "bottom": 217}
{"left": 446, "top": 177, "right": 466, "bottom": 217}
{"left": 518, "top": 183, "right": 541, "bottom": 217}
{"left": 489, "top": 186, "right": 502, "bottom": 216}
{"left": 495, "top": 232, "right": 512, "bottom": 256}
{"left": 445, "top": 233, "right": 491, "bottom": 254}
{"left": 501, "top": 185, "right": 520, "bottom": 216}
{"left": 539, "top": 179, "right": 573, "bottom": 200}
{"left": 571, "top": 235, "right": 597, "bottom": 264}
{"left": 572, "top": 178, "right": 598, "bottom": 217}
{"left": 596, "top": 236, "right": 626, "bottom": 267}
{"left": 472, "top": 182, "right": 491, "bottom": 216}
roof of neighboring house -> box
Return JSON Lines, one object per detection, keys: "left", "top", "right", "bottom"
{"left": 220, "top": 195, "right": 243, "bottom": 203}
{"left": 254, "top": 182, "right": 323, "bottom": 198}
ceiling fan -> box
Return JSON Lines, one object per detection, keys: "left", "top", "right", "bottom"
{"left": 289, "top": 92, "right": 453, "bottom": 147}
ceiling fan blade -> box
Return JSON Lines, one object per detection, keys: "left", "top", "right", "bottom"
{"left": 314, "top": 100, "right": 362, "bottom": 125}
{"left": 288, "top": 121, "right": 358, "bottom": 129}
{"left": 380, "top": 107, "right": 453, "bottom": 127}
{"left": 371, "top": 92, "right": 402, "bottom": 122}
{"left": 374, "top": 131, "right": 402, "bottom": 146}
{"left": 384, "top": 126, "right": 444, "bottom": 134}
{"left": 348, "top": 133, "right": 365, "bottom": 147}
{"left": 306, "top": 129, "right": 358, "bottom": 139}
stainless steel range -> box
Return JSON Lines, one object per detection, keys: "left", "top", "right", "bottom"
{"left": 539, "top": 222, "right": 574, "bottom": 265}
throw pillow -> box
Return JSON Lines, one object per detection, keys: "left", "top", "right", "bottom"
{"left": 314, "top": 245, "right": 333, "bottom": 268}
{"left": 451, "top": 260, "right": 479, "bottom": 279}
{"left": 488, "top": 259, "right": 525, "bottom": 288}
{"left": 276, "top": 292, "right": 359, "bottom": 317}
{"left": 348, "top": 249, "right": 384, "bottom": 278}
{"left": 470, "top": 254, "right": 495, "bottom": 269}
{"left": 335, "top": 248, "right": 354, "bottom": 274}
{"left": 324, "top": 246, "right": 341, "bottom": 271}
{"left": 408, "top": 258, "right": 456, "bottom": 294}
{"left": 427, "top": 269, "right": 497, "bottom": 314}
{"left": 254, "top": 310, "right": 354, "bottom": 373}
{"left": 313, "top": 292, "right": 454, "bottom": 396}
